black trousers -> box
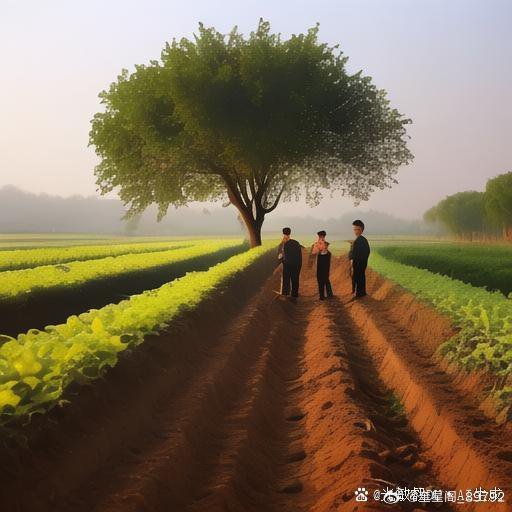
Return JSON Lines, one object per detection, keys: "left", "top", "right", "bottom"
{"left": 317, "top": 276, "right": 333, "bottom": 298}
{"left": 281, "top": 264, "right": 301, "bottom": 297}
{"left": 352, "top": 260, "right": 367, "bottom": 296}
{"left": 316, "top": 252, "right": 332, "bottom": 299}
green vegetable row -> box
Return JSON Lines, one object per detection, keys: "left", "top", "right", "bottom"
{"left": 376, "top": 243, "right": 512, "bottom": 296}
{"left": 0, "top": 239, "right": 197, "bottom": 272}
{"left": 0, "top": 240, "right": 242, "bottom": 303}
{"left": 0, "top": 243, "right": 274, "bottom": 423}
{"left": 370, "top": 252, "right": 512, "bottom": 381}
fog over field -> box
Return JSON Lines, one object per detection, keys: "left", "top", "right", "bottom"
{"left": 0, "top": 186, "right": 428, "bottom": 236}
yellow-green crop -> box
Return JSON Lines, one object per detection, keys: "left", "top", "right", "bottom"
{"left": 0, "top": 240, "right": 197, "bottom": 272}
{"left": 0, "top": 240, "right": 242, "bottom": 303}
{"left": 0, "top": 243, "right": 274, "bottom": 424}
{"left": 370, "top": 252, "right": 512, "bottom": 381}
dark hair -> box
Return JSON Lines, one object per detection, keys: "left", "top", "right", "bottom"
{"left": 317, "top": 230, "right": 326, "bottom": 237}
{"left": 352, "top": 219, "right": 365, "bottom": 231}
{"left": 282, "top": 227, "right": 291, "bottom": 235}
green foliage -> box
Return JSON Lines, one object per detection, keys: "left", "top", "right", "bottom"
{"left": 0, "top": 240, "right": 241, "bottom": 304}
{"left": 89, "top": 19, "right": 413, "bottom": 244}
{"left": 423, "top": 191, "right": 485, "bottom": 236}
{"left": 370, "top": 253, "right": 512, "bottom": 380}
{"left": 423, "top": 171, "right": 512, "bottom": 239}
{"left": 485, "top": 171, "right": 512, "bottom": 234}
{"left": 423, "top": 205, "right": 438, "bottom": 224}
{"left": 0, "top": 244, "right": 273, "bottom": 424}
{"left": 0, "top": 240, "right": 193, "bottom": 272}
{"left": 376, "top": 243, "right": 512, "bottom": 295}
{"left": 385, "top": 390, "right": 405, "bottom": 416}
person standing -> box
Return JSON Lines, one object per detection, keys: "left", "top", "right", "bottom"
{"left": 311, "top": 230, "right": 333, "bottom": 300}
{"left": 278, "top": 227, "right": 302, "bottom": 299}
{"left": 348, "top": 219, "right": 370, "bottom": 298}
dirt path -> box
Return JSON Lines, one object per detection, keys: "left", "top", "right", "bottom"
{"left": 2, "top": 253, "right": 512, "bottom": 511}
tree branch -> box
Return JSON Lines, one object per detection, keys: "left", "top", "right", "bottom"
{"left": 223, "top": 175, "right": 250, "bottom": 214}
{"left": 234, "top": 172, "right": 252, "bottom": 208}
{"left": 263, "top": 185, "right": 285, "bottom": 214}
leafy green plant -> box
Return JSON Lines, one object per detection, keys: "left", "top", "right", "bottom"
{"left": 0, "top": 244, "right": 273, "bottom": 424}
{"left": 376, "top": 243, "right": 512, "bottom": 295}
{"left": 0, "top": 240, "right": 195, "bottom": 272}
{"left": 370, "top": 252, "right": 512, "bottom": 380}
{"left": 386, "top": 391, "right": 405, "bottom": 416}
{"left": 0, "top": 240, "right": 242, "bottom": 304}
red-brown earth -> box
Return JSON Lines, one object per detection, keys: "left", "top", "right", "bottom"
{"left": 0, "top": 251, "right": 511, "bottom": 511}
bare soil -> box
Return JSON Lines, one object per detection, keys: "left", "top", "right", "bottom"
{"left": 0, "top": 251, "right": 511, "bottom": 511}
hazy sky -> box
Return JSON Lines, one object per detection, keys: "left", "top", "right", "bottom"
{"left": 1, "top": 0, "right": 511, "bottom": 219}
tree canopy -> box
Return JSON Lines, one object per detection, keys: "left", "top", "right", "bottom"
{"left": 424, "top": 172, "right": 512, "bottom": 240}
{"left": 423, "top": 191, "right": 486, "bottom": 237}
{"left": 485, "top": 172, "right": 512, "bottom": 239}
{"left": 89, "top": 19, "right": 414, "bottom": 246}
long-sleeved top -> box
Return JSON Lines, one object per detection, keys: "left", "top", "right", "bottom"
{"left": 278, "top": 239, "right": 302, "bottom": 266}
{"left": 348, "top": 235, "right": 370, "bottom": 262}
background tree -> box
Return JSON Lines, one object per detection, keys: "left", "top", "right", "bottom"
{"left": 485, "top": 172, "right": 512, "bottom": 240}
{"left": 89, "top": 19, "right": 413, "bottom": 246}
{"left": 423, "top": 191, "right": 485, "bottom": 239}
{"left": 423, "top": 205, "right": 439, "bottom": 224}
{"left": 423, "top": 204, "right": 444, "bottom": 235}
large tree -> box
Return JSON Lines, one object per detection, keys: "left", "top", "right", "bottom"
{"left": 89, "top": 20, "right": 413, "bottom": 246}
{"left": 485, "top": 172, "right": 512, "bottom": 240}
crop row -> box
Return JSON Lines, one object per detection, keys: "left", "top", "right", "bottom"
{"left": 370, "top": 252, "right": 512, "bottom": 402}
{"left": 0, "top": 239, "right": 197, "bottom": 272}
{"left": 0, "top": 244, "right": 274, "bottom": 424}
{"left": 0, "top": 240, "right": 242, "bottom": 304}
{"left": 376, "top": 243, "right": 512, "bottom": 296}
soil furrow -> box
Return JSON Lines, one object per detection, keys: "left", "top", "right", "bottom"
{"left": 55, "top": 269, "right": 283, "bottom": 512}
{"left": 2, "top": 251, "right": 510, "bottom": 512}
{"left": 0, "top": 253, "right": 276, "bottom": 512}
{"left": 281, "top": 270, "right": 451, "bottom": 511}
{"left": 185, "top": 305, "right": 305, "bottom": 512}
{"left": 334, "top": 262, "right": 512, "bottom": 511}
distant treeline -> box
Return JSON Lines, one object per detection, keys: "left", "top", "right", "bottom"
{"left": 0, "top": 185, "right": 240, "bottom": 235}
{"left": 0, "top": 185, "right": 428, "bottom": 236}
{"left": 424, "top": 172, "right": 512, "bottom": 241}
{"left": 263, "top": 210, "right": 430, "bottom": 237}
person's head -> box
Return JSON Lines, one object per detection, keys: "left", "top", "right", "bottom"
{"left": 352, "top": 219, "right": 365, "bottom": 237}
{"left": 282, "top": 227, "right": 291, "bottom": 240}
{"left": 317, "top": 230, "right": 326, "bottom": 240}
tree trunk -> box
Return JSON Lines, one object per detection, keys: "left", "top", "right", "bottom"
{"left": 236, "top": 205, "right": 263, "bottom": 247}
{"left": 245, "top": 221, "right": 262, "bottom": 247}
{"left": 223, "top": 178, "right": 265, "bottom": 248}
{"left": 506, "top": 225, "right": 512, "bottom": 242}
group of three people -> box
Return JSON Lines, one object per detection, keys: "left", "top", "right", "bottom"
{"left": 277, "top": 220, "right": 371, "bottom": 300}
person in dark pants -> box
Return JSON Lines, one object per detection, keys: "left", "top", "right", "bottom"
{"left": 311, "top": 230, "right": 333, "bottom": 300}
{"left": 348, "top": 219, "right": 370, "bottom": 298}
{"left": 277, "top": 227, "right": 302, "bottom": 298}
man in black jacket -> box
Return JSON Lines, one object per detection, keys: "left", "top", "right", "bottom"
{"left": 348, "top": 219, "right": 370, "bottom": 298}
{"left": 278, "top": 227, "right": 302, "bottom": 298}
